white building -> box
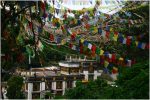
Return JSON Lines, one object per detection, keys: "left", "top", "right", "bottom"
{"left": 21, "top": 56, "right": 103, "bottom": 99}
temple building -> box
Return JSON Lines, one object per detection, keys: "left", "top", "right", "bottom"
{"left": 20, "top": 56, "right": 103, "bottom": 99}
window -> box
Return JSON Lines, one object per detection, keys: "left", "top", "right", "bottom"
{"left": 67, "top": 81, "right": 73, "bottom": 88}
{"left": 61, "top": 67, "right": 69, "bottom": 72}
{"left": 70, "top": 68, "right": 79, "bottom": 74}
{"left": 45, "top": 82, "right": 52, "bottom": 90}
{"left": 25, "top": 83, "right": 28, "bottom": 90}
{"left": 33, "top": 82, "right": 40, "bottom": 91}
{"left": 89, "top": 66, "right": 94, "bottom": 73}
{"left": 56, "top": 81, "right": 62, "bottom": 89}
{"left": 88, "top": 75, "right": 94, "bottom": 81}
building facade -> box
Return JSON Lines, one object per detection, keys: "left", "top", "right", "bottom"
{"left": 22, "top": 56, "right": 103, "bottom": 99}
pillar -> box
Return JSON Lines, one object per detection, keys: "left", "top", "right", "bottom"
{"left": 94, "top": 70, "right": 97, "bottom": 80}
{"left": 83, "top": 71, "right": 88, "bottom": 80}
{"left": 62, "top": 81, "right": 66, "bottom": 95}
{"left": 28, "top": 83, "right": 33, "bottom": 99}
{"left": 40, "top": 82, "right": 45, "bottom": 98}
{"left": 52, "top": 82, "right": 56, "bottom": 90}
{"left": 73, "top": 81, "right": 76, "bottom": 88}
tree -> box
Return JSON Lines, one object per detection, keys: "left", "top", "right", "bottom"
{"left": 64, "top": 79, "right": 108, "bottom": 99}
{"left": 115, "top": 60, "right": 149, "bottom": 99}
{"left": 6, "top": 76, "right": 25, "bottom": 99}
{"left": 64, "top": 60, "right": 149, "bottom": 99}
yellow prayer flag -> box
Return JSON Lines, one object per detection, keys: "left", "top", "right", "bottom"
{"left": 110, "top": 27, "right": 113, "bottom": 32}
{"left": 113, "top": 35, "right": 118, "bottom": 41}
{"left": 104, "top": 60, "right": 109, "bottom": 67}
{"left": 81, "top": 38, "right": 84, "bottom": 43}
{"left": 113, "top": 67, "right": 118, "bottom": 71}
{"left": 93, "top": 27, "right": 98, "bottom": 33}
{"left": 135, "top": 41, "right": 138, "bottom": 46}
{"left": 61, "top": 39, "right": 66, "bottom": 45}
{"left": 119, "top": 57, "right": 124, "bottom": 61}
{"left": 100, "top": 49, "right": 104, "bottom": 55}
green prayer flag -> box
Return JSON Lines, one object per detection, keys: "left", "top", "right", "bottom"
{"left": 96, "top": 48, "right": 100, "bottom": 55}
{"left": 110, "top": 32, "right": 114, "bottom": 40}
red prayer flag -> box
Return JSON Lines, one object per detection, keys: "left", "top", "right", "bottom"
{"left": 106, "top": 31, "right": 110, "bottom": 38}
{"left": 114, "top": 31, "right": 118, "bottom": 35}
{"left": 69, "top": 43, "right": 73, "bottom": 48}
{"left": 50, "top": 34, "right": 54, "bottom": 41}
{"left": 112, "top": 54, "right": 116, "bottom": 63}
{"left": 41, "top": 2, "right": 45, "bottom": 10}
{"left": 126, "top": 37, "right": 131, "bottom": 46}
{"left": 85, "top": 24, "right": 90, "bottom": 29}
{"left": 71, "top": 33, "right": 76, "bottom": 40}
{"left": 145, "top": 43, "right": 149, "bottom": 49}
{"left": 91, "top": 45, "right": 96, "bottom": 54}
{"left": 80, "top": 43, "right": 83, "bottom": 54}
{"left": 112, "top": 68, "right": 118, "bottom": 74}
{"left": 29, "top": 22, "right": 32, "bottom": 29}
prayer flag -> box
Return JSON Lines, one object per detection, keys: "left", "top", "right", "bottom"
{"left": 141, "top": 43, "right": 146, "bottom": 49}
{"left": 96, "top": 48, "right": 100, "bottom": 55}
{"left": 100, "top": 49, "right": 104, "bottom": 55}
{"left": 91, "top": 45, "right": 96, "bottom": 54}
{"left": 104, "top": 60, "right": 109, "bottom": 67}
{"left": 88, "top": 43, "right": 92, "bottom": 50}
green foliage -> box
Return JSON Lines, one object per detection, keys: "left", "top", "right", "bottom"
{"left": 6, "top": 76, "right": 25, "bottom": 99}
{"left": 65, "top": 60, "right": 149, "bottom": 99}
{"left": 115, "top": 60, "right": 149, "bottom": 99}
{"left": 65, "top": 78, "right": 108, "bottom": 99}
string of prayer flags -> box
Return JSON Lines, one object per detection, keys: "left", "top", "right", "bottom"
{"left": 129, "top": 19, "right": 144, "bottom": 25}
